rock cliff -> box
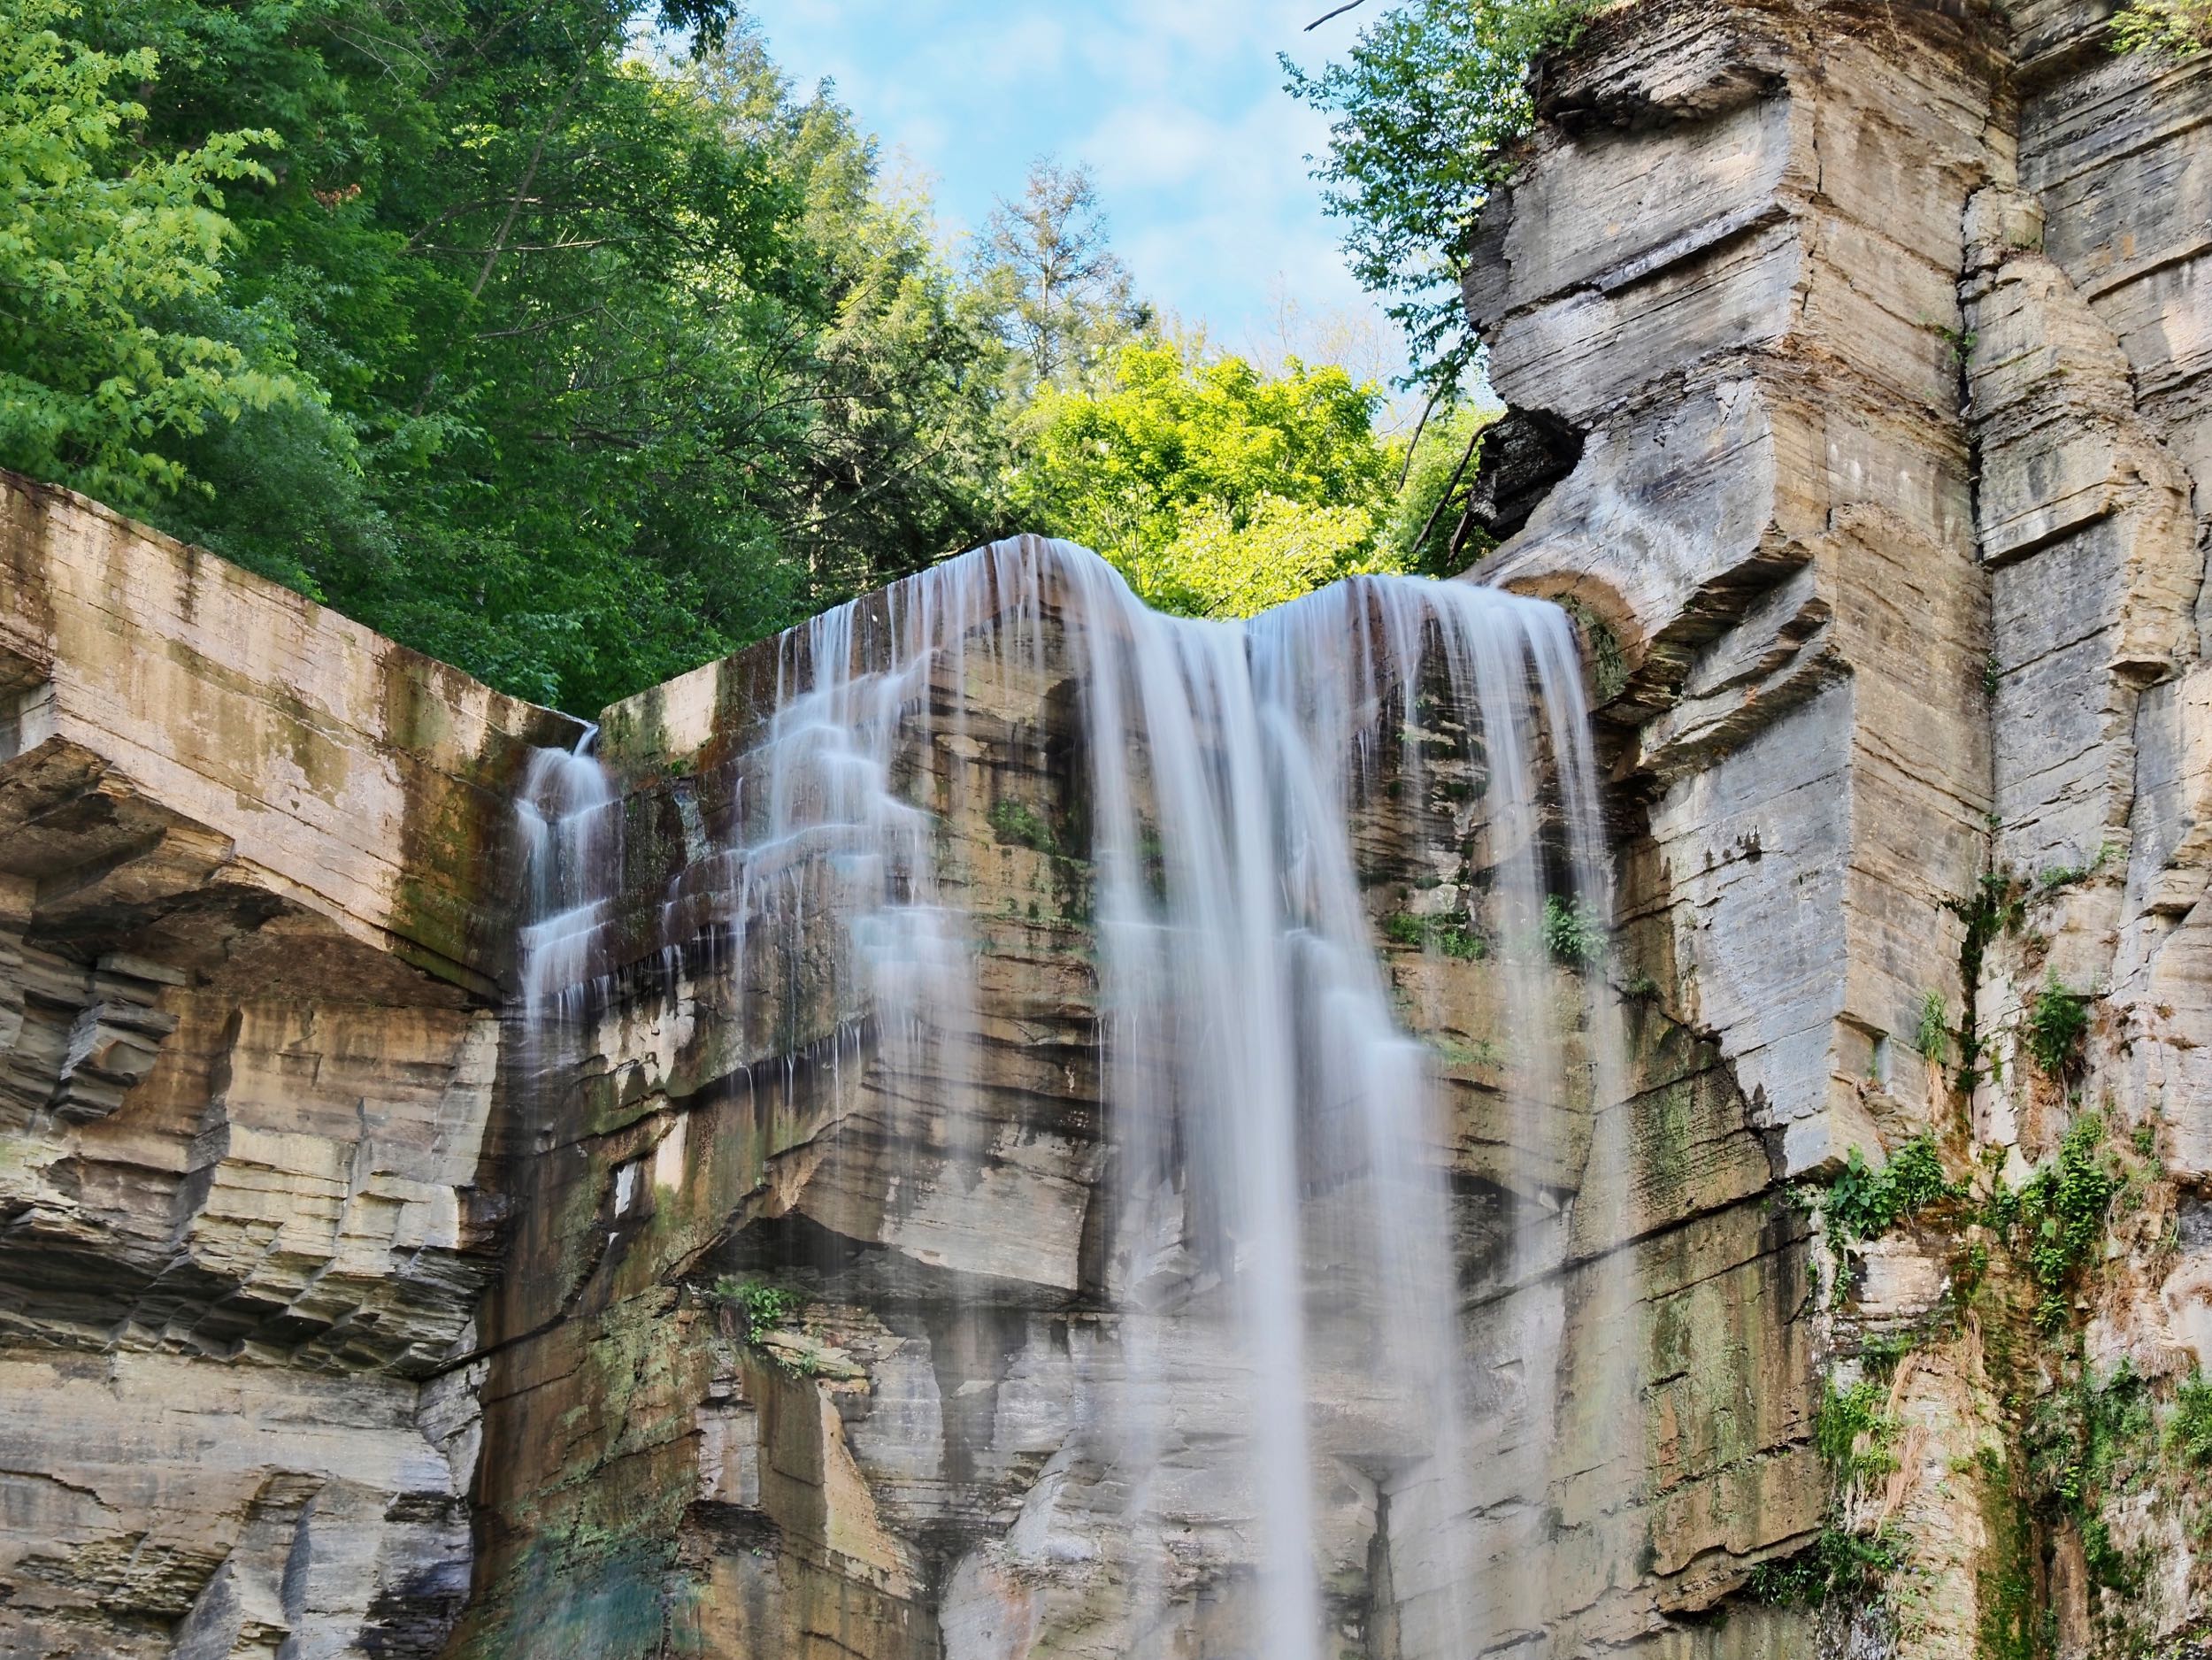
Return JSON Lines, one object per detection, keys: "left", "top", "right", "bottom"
{"left": 0, "top": 1, "right": 2207, "bottom": 1657}
{"left": 1474, "top": 0, "right": 2212, "bottom": 1649}
{"left": 0, "top": 476, "right": 580, "bottom": 1656}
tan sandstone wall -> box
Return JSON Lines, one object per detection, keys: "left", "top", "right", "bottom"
{"left": 0, "top": 474, "right": 575, "bottom": 1658}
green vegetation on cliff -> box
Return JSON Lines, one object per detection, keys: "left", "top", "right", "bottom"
{"left": 1809, "top": 1135, "right": 1964, "bottom": 1266}
{"left": 2114, "top": 0, "right": 2212, "bottom": 53}
{"left": 1986, "top": 1113, "right": 2120, "bottom": 1334}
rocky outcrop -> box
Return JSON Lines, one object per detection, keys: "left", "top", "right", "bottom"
{"left": 1473, "top": 0, "right": 2212, "bottom": 1651}
{"left": 0, "top": 475, "right": 575, "bottom": 1657}
{"left": 1476, "top": 0, "right": 2002, "bottom": 1180}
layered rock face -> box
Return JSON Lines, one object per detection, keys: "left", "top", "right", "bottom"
{"left": 2, "top": 3, "right": 2208, "bottom": 1658}
{"left": 1472, "top": 0, "right": 2212, "bottom": 1650}
{"left": 0, "top": 477, "right": 576, "bottom": 1657}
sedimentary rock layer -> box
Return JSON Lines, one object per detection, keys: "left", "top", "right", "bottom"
{"left": 0, "top": 476, "right": 573, "bottom": 1658}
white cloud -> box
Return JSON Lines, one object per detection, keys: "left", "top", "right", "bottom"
{"left": 752, "top": 0, "right": 1401, "bottom": 375}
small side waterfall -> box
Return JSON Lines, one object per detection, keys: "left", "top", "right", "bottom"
{"left": 513, "top": 728, "right": 617, "bottom": 1025}
{"left": 516, "top": 537, "right": 1629, "bottom": 1656}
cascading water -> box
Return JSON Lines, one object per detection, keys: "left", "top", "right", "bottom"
{"left": 517, "top": 536, "right": 1629, "bottom": 1656}
{"left": 513, "top": 726, "right": 617, "bottom": 1026}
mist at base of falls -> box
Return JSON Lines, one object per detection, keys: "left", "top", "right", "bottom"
{"left": 518, "top": 536, "right": 1632, "bottom": 1658}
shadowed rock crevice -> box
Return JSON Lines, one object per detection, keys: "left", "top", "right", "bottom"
{"left": 1463, "top": 405, "right": 1587, "bottom": 546}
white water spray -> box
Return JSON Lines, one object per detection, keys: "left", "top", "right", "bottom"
{"left": 518, "top": 536, "right": 1625, "bottom": 1656}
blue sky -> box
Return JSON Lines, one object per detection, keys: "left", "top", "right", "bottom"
{"left": 749, "top": 0, "right": 1411, "bottom": 394}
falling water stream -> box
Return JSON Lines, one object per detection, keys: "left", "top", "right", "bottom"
{"left": 518, "top": 537, "right": 1624, "bottom": 1656}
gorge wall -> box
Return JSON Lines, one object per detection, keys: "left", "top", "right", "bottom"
{"left": 0, "top": 476, "right": 581, "bottom": 1656}
{"left": 0, "top": 1, "right": 2208, "bottom": 1657}
{"left": 1473, "top": 0, "right": 2212, "bottom": 1648}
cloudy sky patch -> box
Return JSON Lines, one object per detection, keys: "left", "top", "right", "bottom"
{"left": 750, "top": 0, "right": 1406, "bottom": 384}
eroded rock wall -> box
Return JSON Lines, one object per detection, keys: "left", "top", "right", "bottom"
{"left": 1474, "top": 0, "right": 2212, "bottom": 1651}
{"left": 0, "top": 476, "right": 574, "bottom": 1658}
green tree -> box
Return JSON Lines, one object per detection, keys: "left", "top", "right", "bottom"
{"left": 686, "top": 29, "right": 1013, "bottom": 601}
{"left": 48, "top": 0, "right": 1010, "bottom": 713}
{"left": 1285, "top": 0, "right": 1593, "bottom": 396}
{"left": 1118, "top": 496, "right": 1389, "bottom": 619}
{"left": 55, "top": 0, "right": 810, "bottom": 707}
{"left": 0, "top": 0, "right": 311, "bottom": 509}
{"left": 1012, "top": 337, "right": 1401, "bottom": 617}
{"left": 976, "top": 158, "right": 1150, "bottom": 398}
{"left": 11, "top": 0, "right": 1433, "bottom": 701}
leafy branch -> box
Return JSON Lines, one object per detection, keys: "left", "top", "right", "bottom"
{"left": 1285, "top": 0, "right": 1595, "bottom": 397}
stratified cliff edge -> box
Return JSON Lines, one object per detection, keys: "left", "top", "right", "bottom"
{"left": 1475, "top": 0, "right": 2212, "bottom": 1648}
{"left": 0, "top": 475, "right": 580, "bottom": 1656}
{"left": 0, "top": 2, "right": 2207, "bottom": 1657}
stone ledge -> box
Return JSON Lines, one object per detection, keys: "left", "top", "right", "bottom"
{"left": 0, "top": 471, "right": 581, "bottom": 995}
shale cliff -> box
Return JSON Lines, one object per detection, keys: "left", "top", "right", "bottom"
{"left": 0, "top": 2, "right": 2207, "bottom": 1658}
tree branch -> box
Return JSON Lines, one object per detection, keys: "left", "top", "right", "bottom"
{"left": 1394, "top": 382, "right": 1443, "bottom": 493}
{"left": 1407, "top": 420, "right": 1482, "bottom": 562}
{"left": 1304, "top": 0, "right": 1368, "bottom": 29}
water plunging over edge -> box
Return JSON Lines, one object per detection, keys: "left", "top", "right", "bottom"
{"left": 513, "top": 536, "right": 1635, "bottom": 1656}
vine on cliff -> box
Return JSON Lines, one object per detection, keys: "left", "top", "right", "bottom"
{"left": 1745, "top": 1338, "right": 1912, "bottom": 1610}
{"left": 1945, "top": 866, "right": 2026, "bottom": 1092}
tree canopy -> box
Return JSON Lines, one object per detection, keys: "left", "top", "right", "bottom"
{"left": 975, "top": 159, "right": 1150, "bottom": 401}
{"left": 1285, "top": 0, "right": 1591, "bottom": 399}
{"left": 1010, "top": 336, "right": 1494, "bottom": 617}
{"left": 4, "top": 0, "right": 1509, "bottom": 707}
{"left": 0, "top": 0, "right": 299, "bottom": 507}
{"left": 10, "top": 0, "right": 1016, "bottom": 711}
{"left": 1012, "top": 338, "right": 1398, "bottom": 616}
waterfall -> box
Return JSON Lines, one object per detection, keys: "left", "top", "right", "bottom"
{"left": 517, "top": 536, "right": 1624, "bottom": 1656}
{"left": 513, "top": 727, "right": 617, "bottom": 1026}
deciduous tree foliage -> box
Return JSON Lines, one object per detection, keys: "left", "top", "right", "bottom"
{"left": 1118, "top": 496, "right": 1388, "bottom": 619}
{"left": 15, "top": 0, "right": 1012, "bottom": 712}
{"left": 2113, "top": 0, "right": 2212, "bottom": 52}
{"left": 4, "top": 0, "right": 1498, "bottom": 702}
{"left": 1286, "top": 0, "right": 1592, "bottom": 397}
{"left": 1387, "top": 401, "right": 1499, "bottom": 575}
{"left": 0, "top": 0, "right": 300, "bottom": 507}
{"left": 1011, "top": 337, "right": 1408, "bottom": 617}
{"left": 1004, "top": 331, "right": 1503, "bottom": 618}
